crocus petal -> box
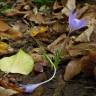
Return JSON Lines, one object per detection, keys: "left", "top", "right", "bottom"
{"left": 68, "top": 12, "right": 86, "bottom": 31}
{"left": 20, "top": 84, "right": 40, "bottom": 93}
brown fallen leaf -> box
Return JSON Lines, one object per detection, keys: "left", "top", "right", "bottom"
{"left": 8, "top": 29, "right": 22, "bottom": 40}
{"left": 53, "top": 1, "right": 63, "bottom": 11}
{"left": 34, "top": 60, "right": 47, "bottom": 72}
{"left": 75, "top": 25, "right": 94, "bottom": 42}
{"left": 29, "top": 26, "right": 47, "bottom": 37}
{"left": 51, "top": 21, "right": 66, "bottom": 33}
{"left": 47, "top": 34, "right": 66, "bottom": 53}
{"left": 0, "top": 86, "right": 18, "bottom": 96}
{"left": 0, "top": 20, "right": 10, "bottom": 32}
{"left": 75, "top": 4, "right": 96, "bottom": 42}
{"left": 68, "top": 43, "right": 96, "bottom": 57}
{"left": 25, "top": 12, "right": 45, "bottom": 24}
{"left": 47, "top": 34, "right": 73, "bottom": 58}
{"left": 81, "top": 51, "right": 96, "bottom": 76}
{"left": 0, "top": 20, "right": 22, "bottom": 40}
{"left": 62, "top": 0, "right": 76, "bottom": 16}
{"left": 0, "top": 29, "right": 22, "bottom": 40}
{"left": 0, "top": 78, "right": 23, "bottom": 93}
{"left": 0, "top": 42, "right": 13, "bottom": 56}
{"left": 31, "top": 53, "right": 44, "bottom": 62}
{"left": 64, "top": 59, "right": 82, "bottom": 81}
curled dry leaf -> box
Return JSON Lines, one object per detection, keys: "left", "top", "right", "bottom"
{"left": 29, "top": 26, "right": 47, "bottom": 37}
{"left": 75, "top": 4, "right": 96, "bottom": 42}
{"left": 61, "top": 0, "right": 76, "bottom": 16}
{"left": 0, "top": 20, "right": 22, "bottom": 40}
{"left": 0, "top": 20, "right": 10, "bottom": 32}
{"left": 0, "top": 42, "right": 13, "bottom": 56}
{"left": 47, "top": 34, "right": 73, "bottom": 58}
{"left": 47, "top": 34, "right": 66, "bottom": 53}
{"left": 25, "top": 12, "right": 45, "bottom": 24}
{"left": 75, "top": 25, "right": 94, "bottom": 42}
{"left": 64, "top": 59, "right": 82, "bottom": 81}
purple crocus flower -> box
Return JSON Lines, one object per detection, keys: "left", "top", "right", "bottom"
{"left": 20, "top": 83, "right": 41, "bottom": 93}
{"left": 68, "top": 11, "right": 86, "bottom": 31}
{"left": 19, "top": 58, "right": 56, "bottom": 93}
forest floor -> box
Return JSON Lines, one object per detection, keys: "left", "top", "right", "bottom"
{"left": 0, "top": 0, "right": 96, "bottom": 96}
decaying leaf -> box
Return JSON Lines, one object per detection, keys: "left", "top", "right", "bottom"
{"left": 0, "top": 29, "right": 22, "bottom": 40}
{"left": 0, "top": 86, "right": 18, "bottom": 96}
{"left": 75, "top": 25, "right": 94, "bottom": 42}
{"left": 64, "top": 59, "right": 82, "bottom": 81}
{"left": 0, "top": 49, "right": 34, "bottom": 75}
{"left": 0, "top": 77, "right": 23, "bottom": 93}
{"left": 51, "top": 22, "right": 66, "bottom": 33}
{"left": 0, "top": 42, "right": 13, "bottom": 56}
{"left": 80, "top": 51, "right": 96, "bottom": 76}
{"left": 47, "top": 34, "right": 73, "bottom": 58}
{"left": 64, "top": 50, "right": 96, "bottom": 80}
{"left": 25, "top": 12, "right": 45, "bottom": 24}
{"left": 0, "top": 20, "right": 10, "bottom": 32}
{"left": 47, "top": 34, "right": 66, "bottom": 53}
{"left": 0, "top": 20, "right": 22, "bottom": 40}
{"left": 53, "top": 1, "right": 63, "bottom": 11}
{"left": 68, "top": 43, "right": 96, "bottom": 57}
{"left": 75, "top": 4, "right": 96, "bottom": 42}
{"left": 62, "top": 0, "right": 76, "bottom": 16}
{"left": 29, "top": 26, "right": 47, "bottom": 37}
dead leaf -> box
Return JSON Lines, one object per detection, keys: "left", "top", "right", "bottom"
{"left": 0, "top": 28, "right": 22, "bottom": 40}
{"left": 64, "top": 59, "right": 82, "bottom": 81}
{"left": 52, "top": 22, "right": 66, "bottom": 33}
{"left": 29, "top": 26, "right": 47, "bottom": 37}
{"left": 8, "top": 29, "right": 22, "bottom": 39}
{"left": 0, "top": 86, "right": 18, "bottom": 96}
{"left": 47, "top": 34, "right": 66, "bottom": 53}
{"left": 47, "top": 34, "right": 73, "bottom": 58}
{"left": 68, "top": 43, "right": 96, "bottom": 57}
{"left": 34, "top": 60, "right": 47, "bottom": 72}
{"left": 0, "top": 42, "right": 13, "bottom": 56}
{"left": 75, "top": 4, "right": 96, "bottom": 42}
{"left": 0, "top": 78, "right": 23, "bottom": 93}
{"left": 0, "top": 20, "right": 10, "bottom": 32}
{"left": 0, "top": 20, "right": 22, "bottom": 40}
{"left": 75, "top": 25, "right": 94, "bottom": 42}
{"left": 25, "top": 12, "right": 45, "bottom": 24}
{"left": 11, "top": 21, "right": 28, "bottom": 33}
{"left": 81, "top": 51, "right": 96, "bottom": 76}
{"left": 53, "top": 1, "right": 63, "bottom": 11}
{"left": 62, "top": 0, "right": 76, "bottom": 16}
